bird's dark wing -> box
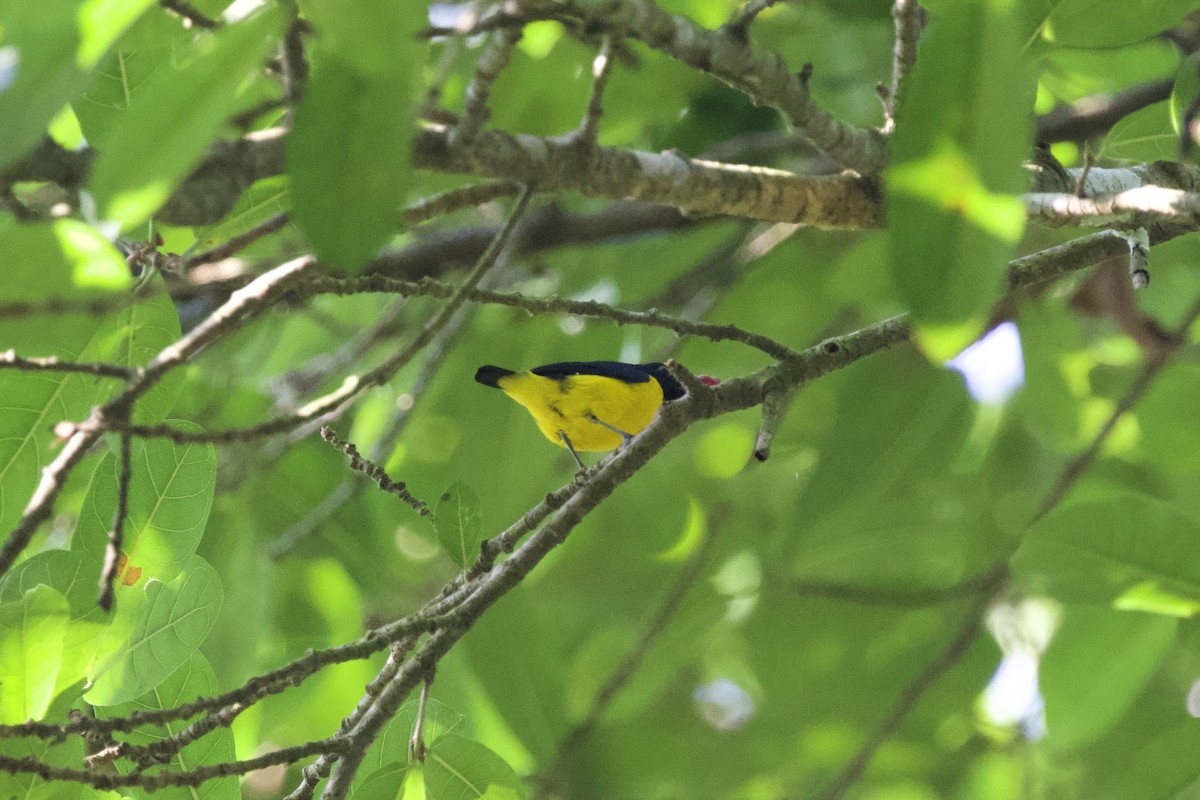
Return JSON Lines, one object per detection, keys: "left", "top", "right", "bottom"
{"left": 530, "top": 361, "right": 655, "bottom": 384}
{"left": 529, "top": 361, "right": 686, "bottom": 401}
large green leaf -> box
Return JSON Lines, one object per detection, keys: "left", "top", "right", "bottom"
{"left": 86, "top": 554, "right": 223, "bottom": 705}
{"left": 1040, "top": 605, "right": 1176, "bottom": 750}
{"left": 0, "top": 584, "right": 69, "bottom": 723}
{"left": 298, "top": 0, "right": 419, "bottom": 78}
{"left": 80, "top": 270, "right": 183, "bottom": 424}
{"left": 1097, "top": 720, "right": 1200, "bottom": 800}
{"left": 356, "top": 763, "right": 410, "bottom": 800}
{"left": 191, "top": 176, "right": 289, "bottom": 258}
{"left": 360, "top": 698, "right": 466, "bottom": 778}
{"left": 72, "top": 422, "right": 216, "bottom": 582}
{"left": 94, "top": 652, "right": 238, "bottom": 800}
{"left": 433, "top": 483, "right": 483, "bottom": 568}
{"left": 288, "top": 0, "right": 422, "bottom": 271}
{"left": 0, "top": 688, "right": 87, "bottom": 800}
{"left": 0, "top": 0, "right": 157, "bottom": 168}
{"left": 73, "top": 6, "right": 188, "bottom": 151}
{"left": 288, "top": 58, "right": 413, "bottom": 271}
{"left": 888, "top": 0, "right": 1031, "bottom": 358}
{"left": 1013, "top": 493, "right": 1200, "bottom": 611}
{"left": 87, "top": 7, "right": 280, "bottom": 226}
{"left": 0, "top": 219, "right": 132, "bottom": 535}
{"left": 1039, "top": 0, "right": 1199, "bottom": 48}
{"left": 0, "top": 0, "right": 87, "bottom": 169}
{"left": 1136, "top": 366, "right": 1200, "bottom": 475}
{"left": 424, "top": 735, "right": 527, "bottom": 800}
{"left": 1101, "top": 103, "right": 1177, "bottom": 165}
{"left": 0, "top": 549, "right": 106, "bottom": 700}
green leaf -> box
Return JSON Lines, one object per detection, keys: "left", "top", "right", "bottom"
{"left": 94, "top": 652, "right": 238, "bottom": 800}
{"left": 1136, "top": 366, "right": 1200, "bottom": 475}
{"left": 288, "top": 57, "right": 414, "bottom": 270}
{"left": 0, "top": 220, "right": 132, "bottom": 535}
{"left": 1101, "top": 103, "right": 1176, "bottom": 165}
{"left": 357, "top": 763, "right": 410, "bottom": 800}
{"left": 0, "top": 0, "right": 87, "bottom": 169}
{"left": 191, "top": 176, "right": 289, "bottom": 257}
{"left": 87, "top": 7, "right": 280, "bottom": 226}
{"left": 1171, "top": 52, "right": 1200, "bottom": 138}
{"left": 298, "top": 0, "right": 421, "bottom": 77}
{"left": 361, "top": 698, "right": 466, "bottom": 778}
{"left": 73, "top": 424, "right": 215, "bottom": 581}
{"left": 1097, "top": 720, "right": 1200, "bottom": 800}
{"left": 424, "top": 735, "right": 527, "bottom": 800}
{"left": 287, "top": 0, "right": 421, "bottom": 270}
{"left": 433, "top": 483, "right": 483, "bottom": 568}
{"left": 0, "top": 585, "right": 69, "bottom": 723}
{"left": 76, "top": 0, "right": 159, "bottom": 68}
{"left": 86, "top": 554, "right": 223, "bottom": 705}
{"left": 1012, "top": 493, "right": 1200, "bottom": 609}
{"left": 80, "top": 271, "right": 183, "bottom": 424}
{"left": 0, "top": 688, "right": 87, "bottom": 800}
{"left": 73, "top": 7, "right": 187, "bottom": 151}
{"left": 1041, "top": 0, "right": 1199, "bottom": 48}
{"left": 1040, "top": 606, "right": 1176, "bottom": 750}
{"left": 888, "top": 0, "right": 1031, "bottom": 336}
{"left": 0, "top": 550, "right": 105, "bottom": 700}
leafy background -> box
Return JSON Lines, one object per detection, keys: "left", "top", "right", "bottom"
{"left": 4, "top": 0, "right": 1200, "bottom": 799}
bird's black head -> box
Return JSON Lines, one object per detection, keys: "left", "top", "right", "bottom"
{"left": 642, "top": 363, "right": 686, "bottom": 401}
{"left": 474, "top": 365, "right": 515, "bottom": 388}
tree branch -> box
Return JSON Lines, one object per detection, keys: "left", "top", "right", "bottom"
{"left": 885, "top": 0, "right": 924, "bottom": 133}
{"left": 0, "top": 350, "right": 134, "bottom": 379}
{"left": 414, "top": 125, "right": 884, "bottom": 227}
{"left": 813, "top": 566, "right": 1005, "bottom": 800}
{"left": 0, "top": 255, "right": 315, "bottom": 578}
{"left": 1035, "top": 78, "right": 1174, "bottom": 143}
{"left": 511, "top": 0, "right": 890, "bottom": 174}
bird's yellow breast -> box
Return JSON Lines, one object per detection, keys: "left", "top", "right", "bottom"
{"left": 496, "top": 372, "right": 665, "bottom": 451}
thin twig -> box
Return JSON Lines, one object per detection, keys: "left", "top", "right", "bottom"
{"left": 280, "top": 8, "right": 309, "bottom": 106}
{"left": 0, "top": 256, "right": 315, "bottom": 578}
{"left": 575, "top": 37, "right": 615, "bottom": 145}
{"left": 722, "top": 0, "right": 782, "bottom": 39}
{"left": 885, "top": 0, "right": 923, "bottom": 132}
{"left": 0, "top": 350, "right": 134, "bottom": 379}
{"left": 813, "top": 565, "right": 1007, "bottom": 800}
{"left": 119, "top": 191, "right": 535, "bottom": 446}
{"left": 0, "top": 739, "right": 347, "bottom": 791}
{"left": 542, "top": 506, "right": 725, "bottom": 785}
{"left": 1032, "top": 292, "right": 1200, "bottom": 522}
{"left": 791, "top": 568, "right": 1009, "bottom": 607}
{"left": 97, "top": 435, "right": 132, "bottom": 611}
{"left": 403, "top": 182, "right": 524, "bottom": 225}
{"left": 271, "top": 310, "right": 468, "bottom": 560}
{"left": 453, "top": 28, "right": 523, "bottom": 144}
{"left": 184, "top": 212, "right": 291, "bottom": 270}
{"left": 0, "top": 616, "right": 435, "bottom": 741}
{"left": 309, "top": 277, "right": 798, "bottom": 360}
{"left": 320, "top": 427, "right": 430, "bottom": 516}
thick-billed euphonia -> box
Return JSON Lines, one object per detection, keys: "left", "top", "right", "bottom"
{"left": 474, "top": 361, "right": 708, "bottom": 467}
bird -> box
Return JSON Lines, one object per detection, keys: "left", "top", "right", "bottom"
{"left": 474, "top": 360, "right": 716, "bottom": 468}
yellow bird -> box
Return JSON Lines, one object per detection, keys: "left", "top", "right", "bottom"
{"left": 474, "top": 361, "right": 712, "bottom": 468}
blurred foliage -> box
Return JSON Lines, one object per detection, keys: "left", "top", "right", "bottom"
{"left": 4, "top": 1, "right": 1200, "bottom": 799}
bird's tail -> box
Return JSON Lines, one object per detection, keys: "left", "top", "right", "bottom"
{"left": 474, "top": 365, "right": 515, "bottom": 388}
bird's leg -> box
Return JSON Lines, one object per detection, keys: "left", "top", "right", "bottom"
{"left": 586, "top": 413, "right": 634, "bottom": 445}
{"left": 559, "top": 431, "right": 586, "bottom": 470}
